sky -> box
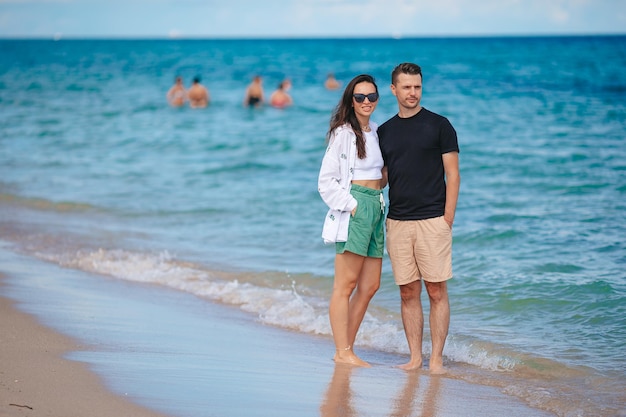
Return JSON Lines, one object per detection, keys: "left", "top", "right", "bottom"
{"left": 0, "top": 0, "right": 625, "bottom": 38}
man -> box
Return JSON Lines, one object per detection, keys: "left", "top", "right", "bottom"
{"left": 243, "top": 75, "right": 264, "bottom": 107}
{"left": 378, "top": 63, "right": 460, "bottom": 374}
{"left": 188, "top": 76, "right": 210, "bottom": 108}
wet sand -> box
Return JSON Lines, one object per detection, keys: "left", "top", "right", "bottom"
{"left": 0, "top": 292, "right": 168, "bottom": 417}
{"left": 0, "top": 247, "right": 554, "bottom": 417}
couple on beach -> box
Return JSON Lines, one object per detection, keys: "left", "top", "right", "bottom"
{"left": 318, "top": 63, "right": 461, "bottom": 373}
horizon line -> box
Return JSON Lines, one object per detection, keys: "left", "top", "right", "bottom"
{"left": 1, "top": 32, "right": 625, "bottom": 41}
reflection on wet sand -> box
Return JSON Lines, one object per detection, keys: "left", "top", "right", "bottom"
{"left": 390, "top": 371, "right": 442, "bottom": 417}
{"left": 320, "top": 364, "right": 442, "bottom": 417}
{"left": 320, "top": 364, "right": 356, "bottom": 417}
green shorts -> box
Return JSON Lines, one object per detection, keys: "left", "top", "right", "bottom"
{"left": 336, "top": 184, "right": 385, "bottom": 258}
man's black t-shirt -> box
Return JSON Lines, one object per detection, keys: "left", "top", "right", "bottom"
{"left": 378, "top": 108, "right": 459, "bottom": 220}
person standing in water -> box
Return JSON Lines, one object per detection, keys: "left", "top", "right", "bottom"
{"left": 324, "top": 73, "right": 341, "bottom": 90}
{"left": 270, "top": 79, "right": 293, "bottom": 108}
{"left": 378, "top": 62, "right": 460, "bottom": 374}
{"left": 243, "top": 75, "right": 265, "bottom": 107}
{"left": 187, "top": 76, "right": 210, "bottom": 108}
{"left": 318, "top": 74, "right": 386, "bottom": 367}
{"left": 166, "top": 76, "right": 186, "bottom": 107}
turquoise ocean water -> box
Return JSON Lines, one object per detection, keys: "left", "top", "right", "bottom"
{"left": 1, "top": 37, "right": 625, "bottom": 416}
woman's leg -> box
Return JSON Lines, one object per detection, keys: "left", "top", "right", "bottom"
{"left": 330, "top": 251, "right": 369, "bottom": 366}
{"left": 347, "top": 256, "right": 382, "bottom": 347}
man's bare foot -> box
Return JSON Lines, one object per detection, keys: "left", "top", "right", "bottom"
{"left": 398, "top": 357, "right": 423, "bottom": 371}
{"left": 334, "top": 347, "right": 371, "bottom": 367}
{"left": 429, "top": 357, "right": 447, "bottom": 375}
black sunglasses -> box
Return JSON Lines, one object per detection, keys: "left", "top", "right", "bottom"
{"left": 353, "top": 92, "right": 379, "bottom": 103}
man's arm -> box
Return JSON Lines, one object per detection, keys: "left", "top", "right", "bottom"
{"left": 442, "top": 152, "right": 460, "bottom": 227}
{"left": 381, "top": 166, "right": 388, "bottom": 189}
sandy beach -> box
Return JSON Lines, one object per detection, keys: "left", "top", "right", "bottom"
{"left": 0, "top": 247, "right": 555, "bottom": 417}
{"left": 0, "top": 285, "right": 168, "bottom": 417}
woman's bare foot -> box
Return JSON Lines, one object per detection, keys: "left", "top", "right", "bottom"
{"left": 334, "top": 347, "right": 371, "bottom": 367}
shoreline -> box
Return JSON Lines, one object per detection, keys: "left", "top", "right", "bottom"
{"left": 0, "top": 248, "right": 557, "bottom": 417}
{"left": 0, "top": 280, "right": 169, "bottom": 417}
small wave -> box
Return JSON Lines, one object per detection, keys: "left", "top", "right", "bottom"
{"left": 201, "top": 161, "right": 280, "bottom": 175}
{"left": 454, "top": 228, "right": 523, "bottom": 245}
{"left": 36, "top": 247, "right": 348, "bottom": 336}
{"left": 26, "top": 82, "right": 43, "bottom": 91}
{"left": 531, "top": 262, "right": 585, "bottom": 274}
{"left": 133, "top": 103, "right": 160, "bottom": 113}
{"left": 602, "top": 84, "right": 626, "bottom": 93}
{"left": 0, "top": 193, "right": 96, "bottom": 213}
{"left": 485, "top": 213, "right": 538, "bottom": 223}
{"left": 65, "top": 83, "right": 84, "bottom": 91}
{"left": 34, "top": 247, "right": 534, "bottom": 373}
{"left": 445, "top": 338, "right": 519, "bottom": 371}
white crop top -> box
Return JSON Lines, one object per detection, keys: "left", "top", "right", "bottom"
{"left": 353, "top": 130, "right": 384, "bottom": 180}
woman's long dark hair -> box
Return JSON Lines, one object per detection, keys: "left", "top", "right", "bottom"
{"left": 327, "top": 74, "right": 378, "bottom": 159}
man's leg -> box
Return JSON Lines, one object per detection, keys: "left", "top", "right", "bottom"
{"left": 398, "top": 279, "right": 424, "bottom": 370}
{"left": 424, "top": 280, "right": 449, "bottom": 374}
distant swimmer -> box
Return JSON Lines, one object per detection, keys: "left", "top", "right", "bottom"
{"left": 166, "top": 76, "right": 187, "bottom": 107}
{"left": 188, "top": 76, "right": 210, "bottom": 108}
{"left": 324, "top": 73, "right": 341, "bottom": 90}
{"left": 243, "top": 75, "right": 264, "bottom": 107}
{"left": 270, "top": 79, "right": 293, "bottom": 108}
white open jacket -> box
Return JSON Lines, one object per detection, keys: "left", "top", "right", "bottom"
{"left": 318, "top": 122, "right": 377, "bottom": 244}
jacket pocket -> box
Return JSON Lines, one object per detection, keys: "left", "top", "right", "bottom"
{"left": 322, "top": 209, "right": 350, "bottom": 244}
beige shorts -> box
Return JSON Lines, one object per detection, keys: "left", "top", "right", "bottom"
{"left": 386, "top": 217, "right": 453, "bottom": 285}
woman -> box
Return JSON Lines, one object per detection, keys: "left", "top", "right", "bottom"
{"left": 270, "top": 79, "right": 293, "bottom": 108}
{"left": 166, "top": 76, "right": 186, "bottom": 107}
{"left": 318, "top": 74, "right": 386, "bottom": 367}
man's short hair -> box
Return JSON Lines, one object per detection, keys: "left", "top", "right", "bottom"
{"left": 391, "top": 63, "right": 422, "bottom": 85}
